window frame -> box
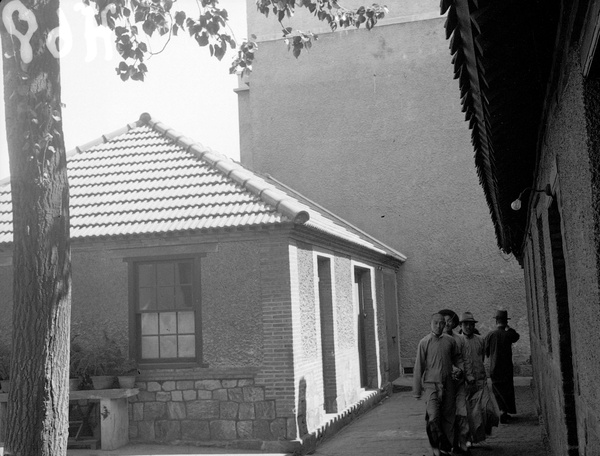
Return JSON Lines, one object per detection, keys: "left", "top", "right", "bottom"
{"left": 127, "top": 254, "right": 204, "bottom": 368}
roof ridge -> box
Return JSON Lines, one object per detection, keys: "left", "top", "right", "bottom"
{"left": 141, "top": 113, "right": 310, "bottom": 225}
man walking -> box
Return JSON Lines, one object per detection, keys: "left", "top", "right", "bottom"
{"left": 413, "top": 313, "right": 463, "bottom": 456}
{"left": 459, "top": 312, "right": 499, "bottom": 452}
{"left": 438, "top": 309, "right": 468, "bottom": 453}
{"left": 485, "top": 310, "right": 520, "bottom": 423}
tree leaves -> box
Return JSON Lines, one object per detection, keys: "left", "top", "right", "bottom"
{"left": 284, "top": 30, "right": 317, "bottom": 59}
{"left": 142, "top": 19, "right": 156, "bottom": 36}
{"left": 83, "top": 0, "right": 387, "bottom": 81}
{"left": 256, "top": 1, "right": 388, "bottom": 60}
{"left": 196, "top": 32, "right": 209, "bottom": 47}
{"left": 134, "top": 8, "right": 146, "bottom": 23}
{"left": 230, "top": 40, "right": 258, "bottom": 78}
{"left": 174, "top": 11, "right": 186, "bottom": 27}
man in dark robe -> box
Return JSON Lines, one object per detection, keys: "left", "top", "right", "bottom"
{"left": 484, "top": 310, "right": 520, "bottom": 423}
{"left": 414, "top": 313, "right": 463, "bottom": 456}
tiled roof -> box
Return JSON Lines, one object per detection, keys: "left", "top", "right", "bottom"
{"left": 0, "top": 113, "right": 405, "bottom": 262}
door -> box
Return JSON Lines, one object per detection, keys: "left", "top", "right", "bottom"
{"left": 354, "top": 269, "right": 368, "bottom": 387}
{"left": 383, "top": 272, "right": 400, "bottom": 380}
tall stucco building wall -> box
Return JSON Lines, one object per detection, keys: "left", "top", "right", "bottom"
{"left": 239, "top": 0, "right": 528, "bottom": 370}
{"left": 523, "top": 49, "right": 600, "bottom": 454}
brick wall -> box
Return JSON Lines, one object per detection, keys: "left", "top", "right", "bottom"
{"left": 255, "top": 235, "right": 297, "bottom": 438}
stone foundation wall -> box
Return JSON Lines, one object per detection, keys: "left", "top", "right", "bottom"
{"left": 129, "top": 378, "right": 294, "bottom": 444}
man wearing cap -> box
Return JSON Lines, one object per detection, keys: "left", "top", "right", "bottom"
{"left": 413, "top": 313, "right": 463, "bottom": 456}
{"left": 485, "top": 310, "right": 520, "bottom": 423}
{"left": 459, "top": 312, "right": 499, "bottom": 452}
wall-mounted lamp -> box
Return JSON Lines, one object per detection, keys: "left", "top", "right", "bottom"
{"left": 510, "top": 184, "right": 552, "bottom": 211}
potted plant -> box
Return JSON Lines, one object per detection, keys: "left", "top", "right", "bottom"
{"left": 69, "top": 332, "right": 139, "bottom": 390}
{"left": 83, "top": 354, "right": 115, "bottom": 390}
{"left": 0, "top": 345, "right": 10, "bottom": 392}
{"left": 82, "top": 331, "right": 140, "bottom": 390}
{"left": 99, "top": 335, "right": 139, "bottom": 389}
{"left": 71, "top": 333, "right": 115, "bottom": 390}
{"left": 114, "top": 358, "right": 139, "bottom": 389}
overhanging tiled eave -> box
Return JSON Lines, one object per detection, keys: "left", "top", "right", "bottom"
{"left": 443, "top": 0, "right": 552, "bottom": 256}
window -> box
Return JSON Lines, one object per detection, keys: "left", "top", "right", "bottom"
{"left": 132, "top": 258, "right": 201, "bottom": 363}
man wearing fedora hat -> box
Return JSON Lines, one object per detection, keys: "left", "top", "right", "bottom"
{"left": 458, "top": 312, "right": 499, "bottom": 452}
{"left": 485, "top": 310, "right": 520, "bottom": 423}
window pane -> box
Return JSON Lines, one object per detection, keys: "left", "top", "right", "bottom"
{"left": 159, "top": 312, "right": 177, "bottom": 334}
{"left": 156, "top": 262, "right": 174, "bottom": 286}
{"left": 178, "top": 311, "right": 195, "bottom": 333}
{"left": 160, "top": 335, "right": 177, "bottom": 358}
{"left": 141, "top": 336, "right": 159, "bottom": 359}
{"left": 141, "top": 313, "right": 158, "bottom": 335}
{"left": 177, "top": 262, "right": 192, "bottom": 285}
{"left": 178, "top": 335, "right": 195, "bottom": 358}
{"left": 135, "top": 259, "right": 199, "bottom": 363}
{"left": 157, "top": 286, "right": 175, "bottom": 310}
{"left": 175, "top": 285, "right": 193, "bottom": 309}
{"left": 138, "top": 264, "right": 155, "bottom": 287}
{"left": 139, "top": 287, "right": 156, "bottom": 310}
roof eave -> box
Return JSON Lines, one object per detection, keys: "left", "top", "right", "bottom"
{"left": 445, "top": 0, "right": 560, "bottom": 257}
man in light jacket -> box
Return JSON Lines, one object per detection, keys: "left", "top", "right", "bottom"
{"left": 413, "top": 313, "right": 463, "bottom": 456}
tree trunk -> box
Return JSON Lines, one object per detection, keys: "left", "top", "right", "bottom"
{"left": 1, "top": 0, "right": 71, "bottom": 454}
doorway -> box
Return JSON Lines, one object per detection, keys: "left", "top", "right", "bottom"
{"left": 383, "top": 272, "right": 400, "bottom": 380}
{"left": 353, "top": 267, "right": 376, "bottom": 388}
{"left": 317, "top": 256, "right": 337, "bottom": 413}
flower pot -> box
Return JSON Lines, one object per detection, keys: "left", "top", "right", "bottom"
{"left": 117, "top": 375, "right": 136, "bottom": 389}
{"left": 91, "top": 375, "right": 115, "bottom": 390}
{"left": 0, "top": 380, "right": 9, "bottom": 392}
{"left": 69, "top": 378, "right": 81, "bottom": 391}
